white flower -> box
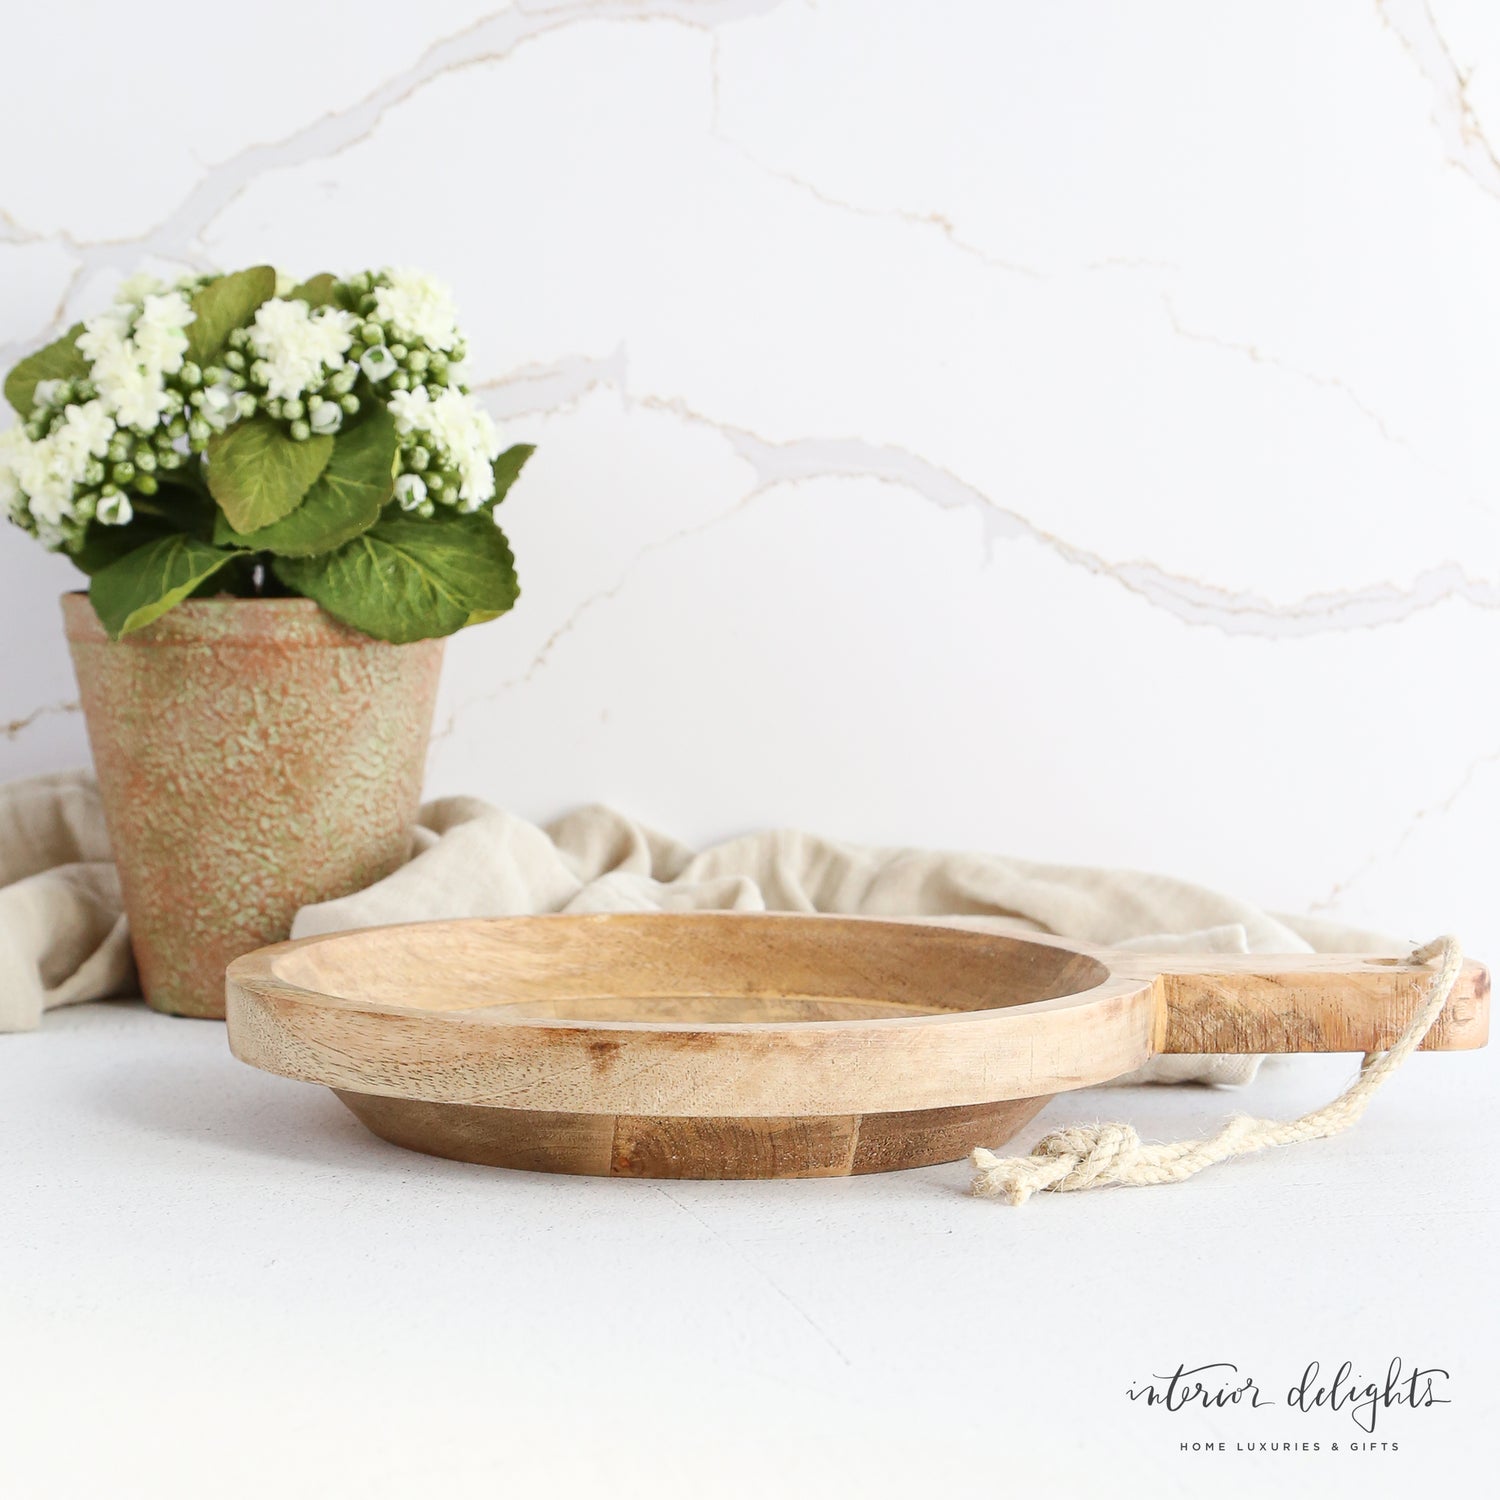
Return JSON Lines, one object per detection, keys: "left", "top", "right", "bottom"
{"left": 309, "top": 400, "right": 342, "bottom": 435}
{"left": 136, "top": 289, "right": 194, "bottom": 337}
{"left": 432, "top": 390, "right": 501, "bottom": 504}
{"left": 386, "top": 387, "right": 433, "bottom": 435}
{"left": 97, "top": 355, "right": 171, "bottom": 430}
{"left": 393, "top": 473, "right": 427, "bottom": 510}
{"left": 0, "top": 429, "right": 26, "bottom": 520}
{"left": 54, "top": 400, "right": 115, "bottom": 472}
{"left": 248, "top": 298, "right": 357, "bottom": 400}
{"left": 200, "top": 382, "right": 239, "bottom": 429}
{"left": 20, "top": 458, "right": 74, "bottom": 527}
{"left": 0, "top": 397, "right": 117, "bottom": 535}
{"left": 78, "top": 292, "right": 192, "bottom": 430}
{"left": 373, "top": 269, "right": 460, "bottom": 352}
{"left": 132, "top": 321, "right": 188, "bottom": 376}
{"left": 387, "top": 386, "right": 501, "bottom": 506}
{"left": 360, "top": 345, "right": 397, "bottom": 383}
{"left": 97, "top": 491, "right": 133, "bottom": 526}
{"left": 116, "top": 271, "right": 167, "bottom": 305}
{"left": 76, "top": 306, "right": 132, "bottom": 364}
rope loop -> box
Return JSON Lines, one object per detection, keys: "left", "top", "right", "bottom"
{"left": 971, "top": 935, "right": 1463, "bottom": 1205}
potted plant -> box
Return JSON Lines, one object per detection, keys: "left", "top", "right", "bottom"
{"left": 0, "top": 266, "right": 532, "bottom": 1018}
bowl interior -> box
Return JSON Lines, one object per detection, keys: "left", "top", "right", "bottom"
{"left": 268, "top": 914, "right": 1110, "bottom": 1025}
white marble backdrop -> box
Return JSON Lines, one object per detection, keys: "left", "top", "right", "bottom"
{"left": 2, "top": 0, "right": 1497, "bottom": 956}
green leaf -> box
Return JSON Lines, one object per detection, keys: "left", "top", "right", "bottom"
{"left": 213, "top": 410, "right": 397, "bottom": 556}
{"left": 486, "top": 444, "right": 535, "bottom": 509}
{"left": 5, "top": 323, "right": 88, "bottom": 415}
{"left": 275, "top": 512, "right": 519, "bottom": 643}
{"left": 70, "top": 516, "right": 178, "bottom": 576}
{"left": 186, "top": 265, "right": 275, "bottom": 366}
{"left": 129, "top": 480, "right": 221, "bottom": 543}
{"left": 89, "top": 535, "right": 240, "bottom": 638}
{"left": 289, "top": 273, "right": 339, "bottom": 308}
{"left": 206, "top": 416, "right": 333, "bottom": 533}
{"left": 68, "top": 484, "right": 219, "bottom": 576}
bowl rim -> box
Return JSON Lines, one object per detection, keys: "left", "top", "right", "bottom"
{"left": 225, "top": 912, "right": 1158, "bottom": 1116}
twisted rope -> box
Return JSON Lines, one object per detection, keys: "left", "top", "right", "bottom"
{"left": 970, "top": 935, "right": 1463, "bottom": 1205}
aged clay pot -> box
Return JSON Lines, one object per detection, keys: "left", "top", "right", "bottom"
{"left": 63, "top": 594, "right": 443, "bottom": 1019}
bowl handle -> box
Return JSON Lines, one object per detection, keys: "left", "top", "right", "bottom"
{"left": 1109, "top": 950, "right": 1491, "bottom": 1054}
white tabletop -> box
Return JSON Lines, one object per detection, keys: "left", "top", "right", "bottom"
{"left": 2, "top": 1001, "right": 1492, "bottom": 1499}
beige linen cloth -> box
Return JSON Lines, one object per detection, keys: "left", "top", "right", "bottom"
{"left": 0, "top": 768, "right": 1400, "bottom": 1083}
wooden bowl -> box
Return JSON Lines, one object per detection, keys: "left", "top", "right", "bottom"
{"left": 225, "top": 912, "right": 1489, "bottom": 1179}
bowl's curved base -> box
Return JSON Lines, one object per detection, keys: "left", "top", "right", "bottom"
{"left": 333, "top": 1090, "right": 1051, "bottom": 1178}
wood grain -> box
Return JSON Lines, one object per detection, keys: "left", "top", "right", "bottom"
{"left": 333, "top": 1091, "right": 1052, "bottom": 1179}
{"left": 225, "top": 912, "right": 1490, "bottom": 1179}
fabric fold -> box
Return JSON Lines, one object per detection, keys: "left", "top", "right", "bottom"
{"left": 0, "top": 773, "right": 1402, "bottom": 1085}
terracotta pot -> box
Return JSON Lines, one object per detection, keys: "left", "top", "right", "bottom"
{"left": 63, "top": 594, "right": 443, "bottom": 1019}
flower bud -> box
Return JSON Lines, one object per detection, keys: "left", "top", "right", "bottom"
{"left": 107, "top": 438, "right": 131, "bottom": 463}
{"left": 135, "top": 449, "right": 157, "bottom": 473}
{"left": 188, "top": 417, "right": 211, "bottom": 442}
{"left": 288, "top": 419, "right": 311, "bottom": 441}
{"left": 179, "top": 362, "right": 202, "bottom": 388}
{"left": 202, "top": 385, "right": 234, "bottom": 416}
{"left": 408, "top": 446, "right": 430, "bottom": 472}
{"left": 250, "top": 360, "right": 272, "bottom": 386}
{"left": 203, "top": 365, "right": 224, "bottom": 386}
{"left": 407, "top": 350, "right": 429, "bottom": 374}
{"left": 97, "top": 491, "right": 133, "bottom": 526}
{"left": 329, "top": 368, "right": 356, "bottom": 395}
{"left": 309, "top": 401, "right": 341, "bottom": 435}
{"left": 84, "top": 459, "right": 106, "bottom": 486}
{"left": 360, "top": 346, "right": 396, "bottom": 382}
{"left": 282, "top": 398, "right": 305, "bottom": 421}
{"left": 394, "top": 473, "right": 427, "bottom": 510}
{"left": 389, "top": 344, "right": 408, "bottom": 361}
{"left": 112, "top": 461, "right": 135, "bottom": 485}
{"left": 135, "top": 473, "right": 158, "bottom": 496}
{"left": 339, "top": 393, "right": 360, "bottom": 416}
{"left": 224, "top": 350, "right": 246, "bottom": 371}
{"left": 361, "top": 321, "right": 383, "bottom": 344}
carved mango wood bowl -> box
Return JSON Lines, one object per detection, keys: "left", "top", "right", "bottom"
{"left": 225, "top": 913, "right": 1489, "bottom": 1179}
